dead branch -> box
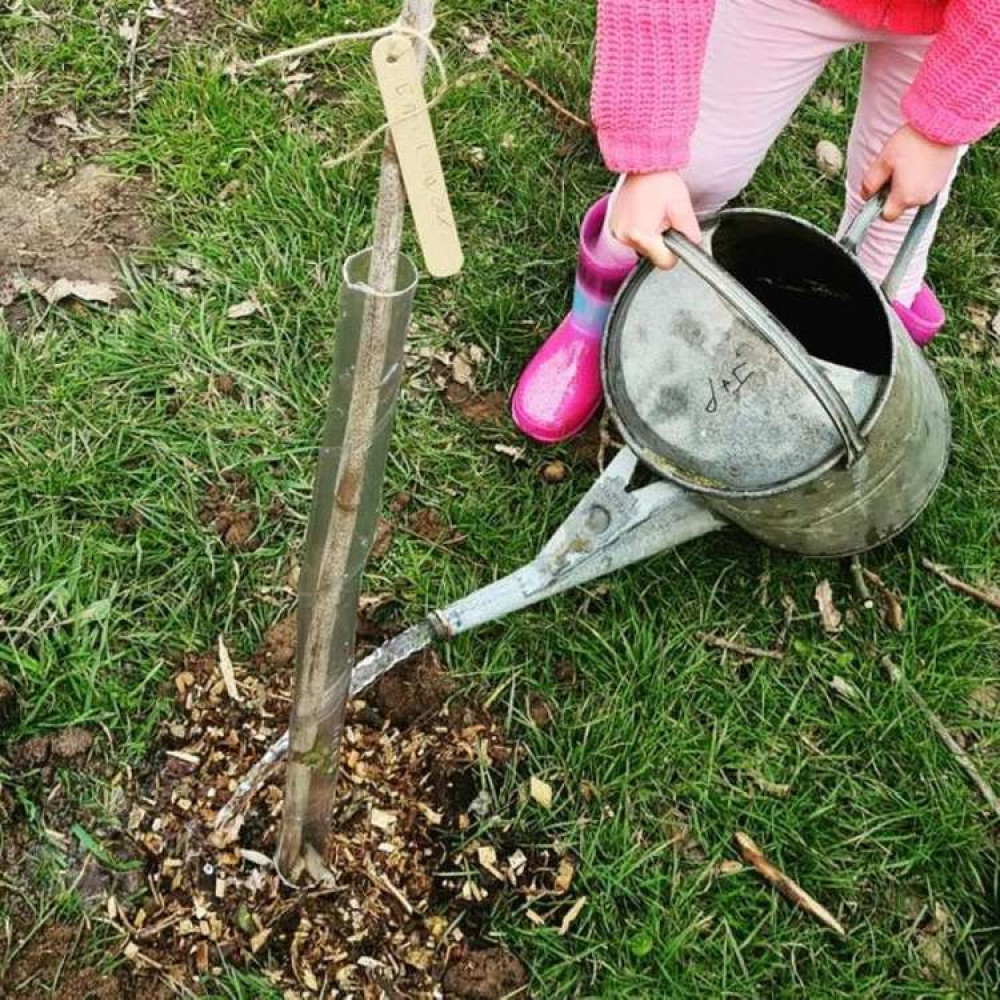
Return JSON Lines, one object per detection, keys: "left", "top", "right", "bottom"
{"left": 921, "top": 559, "right": 1000, "bottom": 612}
{"left": 733, "top": 832, "right": 846, "bottom": 937}
{"left": 493, "top": 57, "right": 592, "bottom": 133}
{"left": 882, "top": 657, "right": 1000, "bottom": 821}
{"left": 698, "top": 633, "right": 784, "bottom": 661}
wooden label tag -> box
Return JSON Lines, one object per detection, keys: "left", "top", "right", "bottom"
{"left": 372, "top": 35, "right": 464, "bottom": 278}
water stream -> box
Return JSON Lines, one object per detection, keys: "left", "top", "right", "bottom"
{"left": 348, "top": 620, "right": 436, "bottom": 695}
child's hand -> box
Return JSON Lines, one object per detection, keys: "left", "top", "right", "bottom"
{"left": 610, "top": 171, "right": 701, "bottom": 269}
{"left": 862, "top": 124, "right": 960, "bottom": 222}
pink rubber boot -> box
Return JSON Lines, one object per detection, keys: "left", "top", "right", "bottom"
{"left": 512, "top": 196, "right": 636, "bottom": 443}
{"left": 893, "top": 283, "right": 946, "bottom": 348}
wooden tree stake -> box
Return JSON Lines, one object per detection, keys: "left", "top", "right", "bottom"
{"left": 277, "top": 0, "right": 436, "bottom": 877}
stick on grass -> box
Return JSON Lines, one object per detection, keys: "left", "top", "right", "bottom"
{"left": 882, "top": 657, "right": 1000, "bottom": 821}
{"left": 698, "top": 633, "right": 784, "bottom": 661}
{"left": 921, "top": 559, "right": 1000, "bottom": 612}
{"left": 733, "top": 832, "right": 846, "bottom": 937}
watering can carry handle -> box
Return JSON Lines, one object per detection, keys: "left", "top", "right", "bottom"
{"left": 662, "top": 231, "right": 867, "bottom": 465}
{"left": 839, "top": 186, "right": 939, "bottom": 300}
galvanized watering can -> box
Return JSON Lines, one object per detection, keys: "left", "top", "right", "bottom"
{"left": 351, "top": 191, "right": 951, "bottom": 690}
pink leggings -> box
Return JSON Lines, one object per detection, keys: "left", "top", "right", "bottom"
{"left": 616, "top": 0, "right": 964, "bottom": 304}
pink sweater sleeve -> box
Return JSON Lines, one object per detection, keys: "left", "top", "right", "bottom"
{"left": 903, "top": 0, "right": 1000, "bottom": 145}
{"left": 591, "top": 0, "right": 716, "bottom": 173}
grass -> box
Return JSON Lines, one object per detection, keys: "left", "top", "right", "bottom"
{"left": 2, "top": 0, "right": 999, "bottom": 996}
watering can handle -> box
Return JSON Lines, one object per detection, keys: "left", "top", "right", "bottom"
{"left": 839, "top": 186, "right": 939, "bottom": 300}
{"left": 662, "top": 231, "right": 867, "bottom": 466}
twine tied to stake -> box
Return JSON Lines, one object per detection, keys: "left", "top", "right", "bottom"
{"left": 229, "top": 18, "right": 457, "bottom": 169}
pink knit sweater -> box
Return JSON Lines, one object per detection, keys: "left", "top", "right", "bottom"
{"left": 592, "top": 0, "right": 1000, "bottom": 173}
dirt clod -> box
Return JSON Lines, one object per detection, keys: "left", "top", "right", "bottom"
{"left": 554, "top": 660, "right": 577, "bottom": 686}
{"left": 8, "top": 735, "right": 50, "bottom": 771}
{"left": 0, "top": 676, "right": 18, "bottom": 725}
{"left": 50, "top": 727, "right": 94, "bottom": 761}
{"left": 541, "top": 460, "right": 568, "bottom": 484}
{"left": 410, "top": 508, "right": 454, "bottom": 543}
{"left": 112, "top": 509, "right": 143, "bottom": 536}
{"left": 443, "top": 946, "right": 529, "bottom": 999}
{"left": 6, "top": 727, "right": 91, "bottom": 774}
{"left": 199, "top": 476, "right": 261, "bottom": 552}
{"left": 528, "top": 693, "right": 554, "bottom": 728}
{"left": 371, "top": 517, "right": 395, "bottom": 560}
{"left": 446, "top": 385, "right": 507, "bottom": 426}
{"left": 375, "top": 648, "right": 456, "bottom": 728}
{"left": 254, "top": 613, "right": 297, "bottom": 672}
{"left": 212, "top": 373, "right": 239, "bottom": 398}
{"left": 219, "top": 509, "right": 258, "bottom": 550}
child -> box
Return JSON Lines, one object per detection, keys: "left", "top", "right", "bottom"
{"left": 512, "top": 0, "right": 999, "bottom": 444}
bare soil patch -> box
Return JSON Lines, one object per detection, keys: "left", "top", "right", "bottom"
{"left": 0, "top": 106, "right": 151, "bottom": 319}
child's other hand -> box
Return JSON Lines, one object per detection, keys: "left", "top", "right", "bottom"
{"left": 610, "top": 171, "right": 701, "bottom": 269}
{"left": 862, "top": 124, "right": 960, "bottom": 222}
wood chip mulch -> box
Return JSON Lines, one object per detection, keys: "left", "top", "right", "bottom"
{"left": 112, "top": 642, "right": 536, "bottom": 998}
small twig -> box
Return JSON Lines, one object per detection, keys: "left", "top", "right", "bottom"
{"left": 777, "top": 595, "right": 797, "bottom": 651}
{"left": 125, "top": 11, "right": 143, "bottom": 118}
{"left": 921, "top": 559, "right": 1000, "bottom": 612}
{"left": 882, "top": 658, "right": 1000, "bottom": 821}
{"left": 365, "top": 865, "right": 414, "bottom": 915}
{"left": 698, "top": 633, "right": 784, "bottom": 661}
{"left": 849, "top": 556, "right": 874, "bottom": 608}
{"left": 493, "top": 57, "right": 592, "bottom": 132}
{"left": 733, "top": 832, "right": 846, "bottom": 937}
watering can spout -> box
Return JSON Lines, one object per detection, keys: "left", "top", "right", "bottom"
{"left": 430, "top": 448, "right": 726, "bottom": 638}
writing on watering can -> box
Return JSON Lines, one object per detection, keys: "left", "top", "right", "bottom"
{"left": 705, "top": 361, "right": 756, "bottom": 413}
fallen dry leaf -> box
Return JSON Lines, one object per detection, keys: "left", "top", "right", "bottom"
{"left": 529, "top": 776, "right": 553, "bottom": 810}
{"left": 43, "top": 278, "right": 118, "bottom": 305}
{"left": 451, "top": 352, "right": 474, "bottom": 386}
{"left": 969, "top": 685, "right": 1000, "bottom": 718}
{"left": 862, "top": 569, "right": 905, "bottom": 631}
{"left": 746, "top": 770, "right": 792, "bottom": 798}
{"left": 370, "top": 807, "right": 397, "bottom": 832}
{"left": 460, "top": 26, "right": 493, "bottom": 56}
{"left": 558, "top": 897, "right": 587, "bottom": 936}
{"left": 216, "top": 636, "right": 240, "bottom": 701}
{"left": 495, "top": 443, "right": 526, "bottom": 463}
{"left": 118, "top": 18, "right": 139, "bottom": 43}
{"left": 914, "top": 901, "right": 960, "bottom": 986}
{"left": 831, "top": 675, "right": 861, "bottom": 702}
{"left": 226, "top": 298, "right": 259, "bottom": 320}
{"left": 713, "top": 859, "right": 745, "bottom": 877}
{"left": 554, "top": 856, "right": 575, "bottom": 895}
{"left": 815, "top": 580, "right": 843, "bottom": 634}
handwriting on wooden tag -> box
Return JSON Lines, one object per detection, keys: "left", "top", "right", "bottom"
{"left": 372, "top": 35, "right": 463, "bottom": 278}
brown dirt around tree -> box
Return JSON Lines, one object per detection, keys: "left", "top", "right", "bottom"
{"left": 89, "top": 642, "right": 543, "bottom": 997}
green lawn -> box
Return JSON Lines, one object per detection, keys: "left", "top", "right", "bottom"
{"left": 1, "top": 1, "right": 998, "bottom": 997}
